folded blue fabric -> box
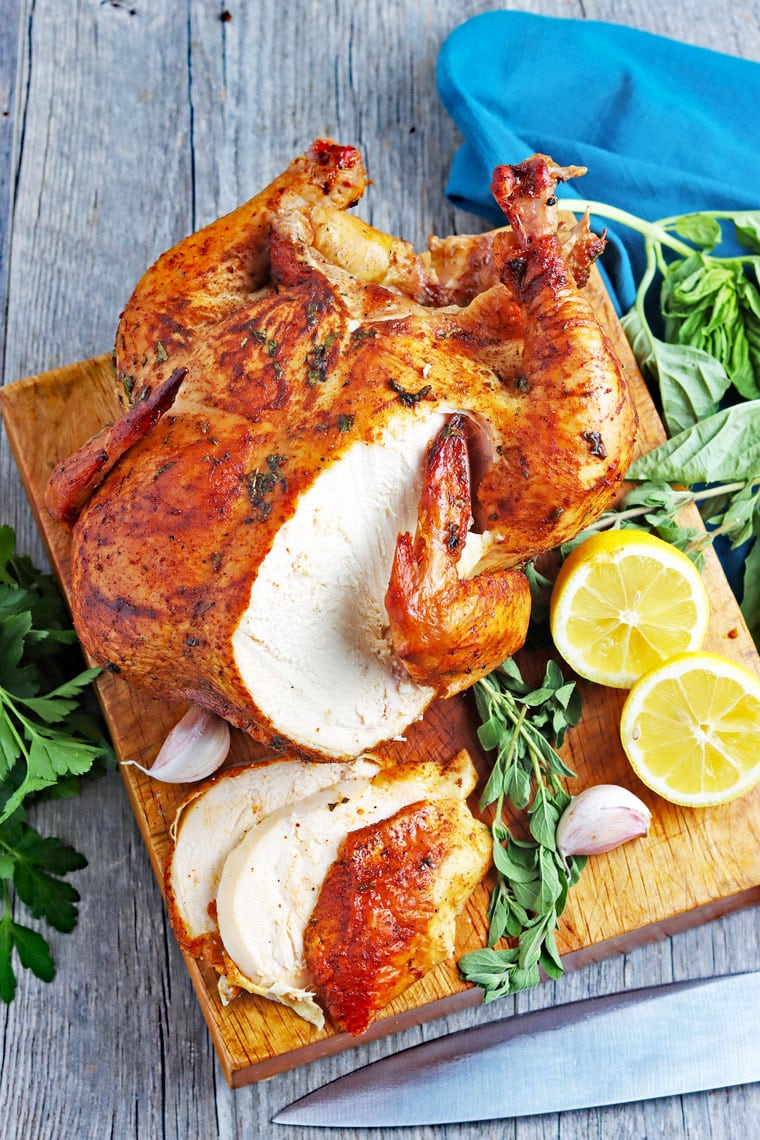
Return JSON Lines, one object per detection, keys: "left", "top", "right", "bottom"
{"left": 437, "top": 11, "right": 760, "bottom": 314}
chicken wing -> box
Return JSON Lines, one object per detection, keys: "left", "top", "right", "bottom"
{"left": 114, "top": 138, "right": 368, "bottom": 408}
{"left": 385, "top": 414, "right": 531, "bottom": 698}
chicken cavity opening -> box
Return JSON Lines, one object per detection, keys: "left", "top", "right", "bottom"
{"left": 231, "top": 412, "right": 479, "bottom": 757}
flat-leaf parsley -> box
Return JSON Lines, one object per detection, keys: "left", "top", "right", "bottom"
{"left": 0, "top": 525, "right": 113, "bottom": 1001}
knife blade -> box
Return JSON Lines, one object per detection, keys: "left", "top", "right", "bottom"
{"left": 272, "top": 972, "right": 760, "bottom": 1128}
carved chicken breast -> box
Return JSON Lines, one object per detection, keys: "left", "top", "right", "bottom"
{"left": 45, "top": 142, "right": 637, "bottom": 760}
{"left": 165, "top": 748, "right": 490, "bottom": 1031}
{"left": 304, "top": 797, "right": 492, "bottom": 1035}
{"left": 164, "top": 755, "right": 379, "bottom": 961}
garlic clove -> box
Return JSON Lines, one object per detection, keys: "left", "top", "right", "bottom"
{"left": 124, "top": 705, "right": 231, "bottom": 783}
{"left": 556, "top": 783, "right": 651, "bottom": 861}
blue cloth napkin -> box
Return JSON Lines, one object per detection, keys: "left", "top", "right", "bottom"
{"left": 437, "top": 11, "right": 760, "bottom": 314}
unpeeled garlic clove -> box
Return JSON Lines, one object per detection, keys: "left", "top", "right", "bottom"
{"left": 124, "top": 705, "right": 231, "bottom": 783}
{"left": 556, "top": 783, "right": 651, "bottom": 861}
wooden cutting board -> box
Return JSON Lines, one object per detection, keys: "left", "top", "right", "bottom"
{"left": 3, "top": 273, "right": 760, "bottom": 1087}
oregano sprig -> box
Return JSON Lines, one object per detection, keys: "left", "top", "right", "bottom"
{"left": 459, "top": 658, "right": 585, "bottom": 1000}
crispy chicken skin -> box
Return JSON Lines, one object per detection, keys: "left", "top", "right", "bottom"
{"left": 44, "top": 366, "right": 187, "bottom": 524}
{"left": 303, "top": 797, "right": 492, "bottom": 1036}
{"left": 113, "top": 139, "right": 368, "bottom": 409}
{"left": 481, "top": 154, "right": 638, "bottom": 562}
{"left": 45, "top": 142, "right": 636, "bottom": 758}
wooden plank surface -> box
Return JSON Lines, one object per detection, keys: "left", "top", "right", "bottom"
{"left": 3, "top": 266, "right": 760, "bottom": 1087}
{"left": 1, "top": 1, "right": 759, "bottom": 1137}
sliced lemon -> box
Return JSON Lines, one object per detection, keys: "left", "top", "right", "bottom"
{"left": 549, "top": 530, "right": 710, "bottom": 688}
{"left": 620, "top": 651, "right": 760, "bottom": 807}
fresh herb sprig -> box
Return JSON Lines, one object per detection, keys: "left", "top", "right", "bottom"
{"left": 0, "top": 525, "right": 113, "bottom": 1001}
{"left": 570, "top": 202, "right": 760, "bottom": 433}
{"left": 0, "top": 818, "right": 87, "bottom": 1002}
{"left": 459, "top": 658, "right": 585, "bottom": 1000}
{"left": 547, "top": 401, "right": 760, "bottom": 644}
{"left": 559, "top": 202, "right": 760, "bottom": 645}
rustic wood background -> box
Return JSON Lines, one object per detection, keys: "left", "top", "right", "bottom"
{"left": 1, "top": 1, "right": 758, "bottom": 1138}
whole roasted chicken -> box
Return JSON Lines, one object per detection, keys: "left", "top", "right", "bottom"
{"left": 46, "top": 140, "right": 636, "bottom": 760}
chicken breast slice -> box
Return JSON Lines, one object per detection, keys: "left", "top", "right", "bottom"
{"left": 164, "top": 756, "right": 379, "bottom": 957}
{"left": 215, "top": 751, "right": 481, "bottom": 1027}
{"left": 304, "top": 797, "right": 492, "bottom": 1035}
{"left": 232, "top": 411, "right": 473, "bottom": 757}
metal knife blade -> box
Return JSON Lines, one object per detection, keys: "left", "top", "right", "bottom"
{"left": 272, "top": 972, "right": 760, "bottom": 1128}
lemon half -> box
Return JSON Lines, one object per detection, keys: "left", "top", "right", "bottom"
{"left": 550, "top": 530, "right": 710, "bottom": 688}
{"left": 620, "top": 651, "right": 760, "bottom": 807}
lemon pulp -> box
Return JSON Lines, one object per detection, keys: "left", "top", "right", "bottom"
{"left": 550, "top": 530, "right": 710, "bottom": 688}
{"left": 620, "top": 652, "right": 760, "bottom": 807}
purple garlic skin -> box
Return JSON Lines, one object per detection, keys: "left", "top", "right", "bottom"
{"left": 557, "top": 783, "right": 651, "bottom": 860}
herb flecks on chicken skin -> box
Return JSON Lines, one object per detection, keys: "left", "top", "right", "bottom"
{"left": 304, "top": 794, "right": 492, "bottom": 1036}
{"left": 45, "top": 142, "right": 636, "bottom": 760}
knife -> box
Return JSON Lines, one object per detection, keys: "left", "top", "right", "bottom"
{"left": 272, "top": 971, "right": 760, "bottom": 1128}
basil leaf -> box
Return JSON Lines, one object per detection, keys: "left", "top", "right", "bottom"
{"left": 718, "top": 482, "right": 760, "bottom": 548}
{"left": 734, "top": 211, "right": 760, "bottom": 253}
{"left": 740, "top": 521, "right": 760, "bottom": 645}
{"left": 622, "top": 309, "right": 730, "bottom": 434}
{"left": 620, "top": 482, "right": 692, "bottom": 514}
{"left": 670, "top": 213, "right": 722, "bottom": 250}
{"left": 627, "top": 400, "right": 760, "bottom": 484}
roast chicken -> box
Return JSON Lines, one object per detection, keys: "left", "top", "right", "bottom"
{"left": 45, "top": 140, "right": 637, "bottom": 760}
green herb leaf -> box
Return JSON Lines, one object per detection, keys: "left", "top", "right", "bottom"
{"left": 15, "top": 668, "right": 102, "bottom": 725}
{"left": 460, "top": 658, "right": 582, "bottom": 1000}
{"left": 734, "top": 212, "right": 760, "bottom": 254}
{"left": 581, "top": 201, "right": 760, "bottom": 398}
{"left": 741, "top": 516, "right": 760, "bottom": 646}
{"left": 539, "top": 924, "right": 564, "bottom": 979}
{"left": 627, "top": 401, "right": 760, "bottom": 486}
{"left": 0, "top": 886, "right": 59, "bottom": 1002}
{"left": 8, "top": 821, "right": 87, "bottom": 932}
{"left": 562, "top": 201, "right": 760, "bottom": 642}
{"left": 458, "top": 946, "right": 519, "bottom": 1002}
{"left": 621, "top": 309, "right": 730, "bottom": 435}
{"left": 0, "top": 527, "right": 112, "bottom": 1001}
{"left": 670, "top": 213, "right": 723, "bottom": 250}
{"left": 528, "top": 793, "right": 560, "bottom": 851}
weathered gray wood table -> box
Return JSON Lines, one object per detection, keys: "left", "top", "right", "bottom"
{"left": 2, "top": 2, "right": 759, "bottom": 1137}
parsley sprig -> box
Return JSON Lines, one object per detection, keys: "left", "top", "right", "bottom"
{"left": 0, "top": 818, "right": 87, "bottom": 1001}
{"left": 0, "top": 525, "right": 113, "bottom": 1001}
{"left": 459, "top": 658, "right": 585, "bottom": 1000}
